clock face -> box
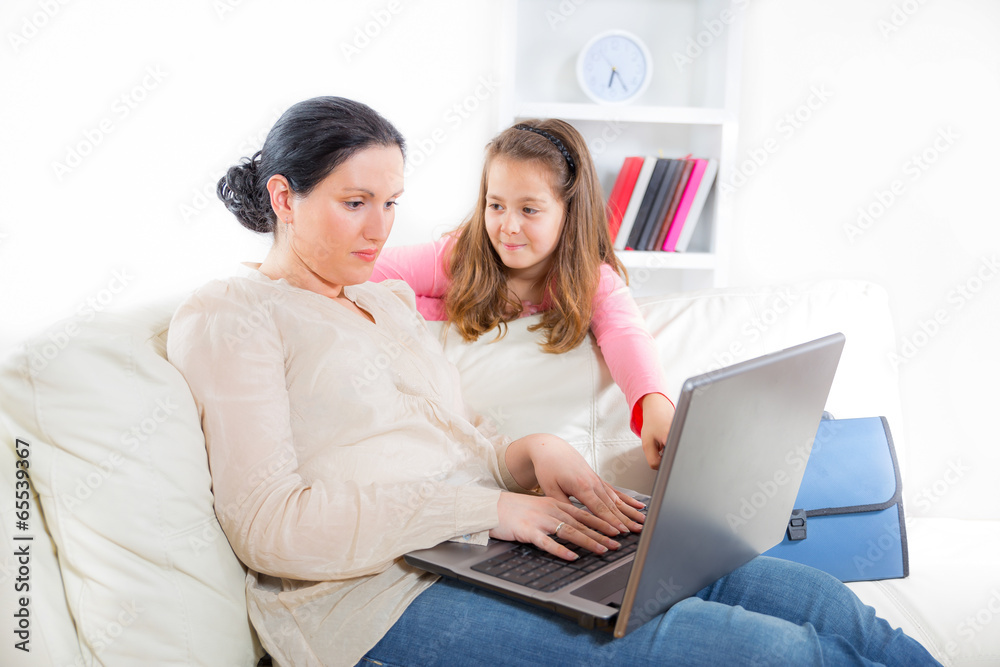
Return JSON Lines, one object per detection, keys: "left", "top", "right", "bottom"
{"left": 577, "top": 30, "right": 652, "bottom": 104}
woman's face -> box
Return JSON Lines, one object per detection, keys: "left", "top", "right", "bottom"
{"left": 484, "top": 157, "right": 566, "bottom": 284}
{"left": 281, "top": 145, "right": 404, "bottom": 296}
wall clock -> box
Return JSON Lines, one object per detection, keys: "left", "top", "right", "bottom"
{"left": 576, "top": 29, "right": 653, "bottom": 105}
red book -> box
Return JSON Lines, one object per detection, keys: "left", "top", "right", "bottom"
{"left": 605, "top": 156, "right": 644, "bottom": 241}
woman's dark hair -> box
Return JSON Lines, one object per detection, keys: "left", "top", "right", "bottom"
{"left": 217, "top": 96, "right": 406, "bottom": 234}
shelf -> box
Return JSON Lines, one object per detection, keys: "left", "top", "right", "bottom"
{"left": 514, "top": 103, "right": 734, "bottom": 126}
{"left": 501, "top": 0, "right": 743, "bottom": 294}
{"left": 616, "top": 251, "right": 717, "bottom": 271}
{"left": 508, "top": 0, "right": 737, "bottom": 110}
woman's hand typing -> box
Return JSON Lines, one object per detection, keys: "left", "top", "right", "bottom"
{"left": 489, "top": 492, "right": 621, "bottom": 561}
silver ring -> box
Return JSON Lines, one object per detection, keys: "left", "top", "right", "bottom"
{"left": 554, "top": 521, "right": 566, "bottom": 536}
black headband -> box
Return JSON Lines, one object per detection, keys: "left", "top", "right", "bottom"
{"left": 514, "top": 124, "right": 576, "bottom": 175}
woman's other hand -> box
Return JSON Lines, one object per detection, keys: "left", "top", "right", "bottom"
{"left": 506, "top": 434, "right": 645, "bottom": 537}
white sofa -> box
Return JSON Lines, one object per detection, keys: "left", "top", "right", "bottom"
{"left": 1, "top": 279, "right": 996, "bottom": 666}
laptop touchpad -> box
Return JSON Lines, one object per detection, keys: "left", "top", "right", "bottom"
{"left": 570, "top": 562, "right": 631, "bottom": 606}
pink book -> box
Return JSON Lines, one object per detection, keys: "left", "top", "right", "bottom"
{"left": 661, "top": 158, "right": 707, "bottom": 252}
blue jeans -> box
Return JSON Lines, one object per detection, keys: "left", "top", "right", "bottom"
{"left": 359, "top": 556, "right": 939, "bottom": 666}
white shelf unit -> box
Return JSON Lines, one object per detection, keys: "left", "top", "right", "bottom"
{"left": 498, "top": 0, "right": 744, "bottom": 297}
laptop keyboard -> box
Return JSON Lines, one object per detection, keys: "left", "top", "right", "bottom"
{"left": 471, "top": 524, "right": 643, "bottom": 593}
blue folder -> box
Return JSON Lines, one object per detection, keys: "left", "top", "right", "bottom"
{"left": 764, "top": 416, "right": 909, "bottom": 582}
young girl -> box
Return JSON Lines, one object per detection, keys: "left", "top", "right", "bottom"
{"left": 372, "top": 119, "right": 674, "bottom": 469}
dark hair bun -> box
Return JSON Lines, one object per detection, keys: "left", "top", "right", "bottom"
{"left": 216, "top": 151, "right": 274, "bottom": 234}
{"left": 217, "top": 97, "right": 405, "bottom": 236}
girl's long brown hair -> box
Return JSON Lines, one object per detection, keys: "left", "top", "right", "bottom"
{"left": 445, "top": 119, "right": 626, "bottom": 353}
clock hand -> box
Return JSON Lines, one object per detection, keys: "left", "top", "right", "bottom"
{"left": 611, "top": 68, "right": 629, "bottom": 93}
{"left": 602, "top": 53, "right": 621, "bottom": 88}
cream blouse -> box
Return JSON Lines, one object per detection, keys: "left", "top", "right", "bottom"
{"left": 166, "top": 266, "right": 527, "bottom": 666}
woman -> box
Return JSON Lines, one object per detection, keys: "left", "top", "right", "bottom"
{"left": 167, "top": 96, "right": 939, "bottom": 666}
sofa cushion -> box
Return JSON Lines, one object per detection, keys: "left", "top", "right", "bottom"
{"left": 435, "top": 279, "right": 907, "bottom": 496}
{"left": 0, "top": 299, "right": 258, "bottom": 666}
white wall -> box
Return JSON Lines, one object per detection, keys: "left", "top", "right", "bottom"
{"left": 733, "top": 0, "right": 999, "bottom": 519}
{"left": 3, "top": 1, "right": 996, "bottom": 515}
{"left": 0, "top": 0, "right": 506, "bottom": 348}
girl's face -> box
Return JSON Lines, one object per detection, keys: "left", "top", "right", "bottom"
{"left": 276, "top": 145, "right": 404, "bottom": 296}
{"left": 484, "top": 157, "right": 566, "bottom": 284}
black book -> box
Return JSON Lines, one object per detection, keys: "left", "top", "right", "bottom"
{"left": 625, "top": 158, "right": 671, "bottom": 250}
{"left": 638, "top": 159, "right": 683, "bottom": 251}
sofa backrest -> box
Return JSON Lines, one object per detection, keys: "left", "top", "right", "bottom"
{"left": 437, "top": 279, "right": 907, "bottom": 495}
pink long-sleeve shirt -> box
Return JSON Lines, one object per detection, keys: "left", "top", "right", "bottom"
{"left": 371, "top": 236, "right": 670, "bottom": 434}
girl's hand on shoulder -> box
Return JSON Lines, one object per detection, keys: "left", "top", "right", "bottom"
{"left": 490, "top": 492, "right": 621, "bottom": 560}
{"left": 640, "top": 393, "right": 675, "bottom": 470}
{"left": 525, "top": 435, "right": 645, "bottom": 536}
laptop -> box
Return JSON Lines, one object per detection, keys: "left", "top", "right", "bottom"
{"left": 405, "top": 333, "right": 845, "bottom": 638}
